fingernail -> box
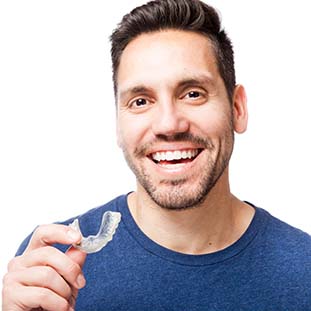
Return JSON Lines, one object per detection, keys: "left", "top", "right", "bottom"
{"left": 67, "top": 229, "right": 80, "bottom": 242}
{"left": 76, "top": 273, "right": 86, "bottom": 289}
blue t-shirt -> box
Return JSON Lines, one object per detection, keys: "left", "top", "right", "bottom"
{"left": 17, "top": 194, "right": 311, "bottom": 310}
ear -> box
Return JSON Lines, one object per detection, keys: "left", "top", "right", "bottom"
{"left": 232, "top": 84, "right": 248, "bottom": 134}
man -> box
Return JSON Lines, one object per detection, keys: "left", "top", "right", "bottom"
{"left": 2, "top": 0, "right": 311, "bottom": 310}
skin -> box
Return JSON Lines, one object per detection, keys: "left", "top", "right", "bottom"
{"left": 2, "top": 225, "right": 86, "bottom": 311}
{"left": 117, "top": 30, "right": 254, "bottom": 254}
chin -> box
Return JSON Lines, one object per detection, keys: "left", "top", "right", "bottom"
{"left": 144, "top": 178, "right": 216, "bottom": 210}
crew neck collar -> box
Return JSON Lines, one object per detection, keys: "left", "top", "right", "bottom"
{"left": 117, "top": 194, "right": 268, "bottom": 266}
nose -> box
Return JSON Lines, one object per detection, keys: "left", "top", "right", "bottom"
{"left": 151, "top": 100, "right": 190, "bottom": 137}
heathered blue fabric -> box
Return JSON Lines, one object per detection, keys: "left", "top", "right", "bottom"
{"left": 16, "top": 194, "right": 311, "bottom": 310}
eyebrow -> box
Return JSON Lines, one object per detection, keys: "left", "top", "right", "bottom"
{"left": 177, "top": 75, "right": 215, "bottom": 90}
{"left": 119, "top": 86, "right": 150, "bottom": 101}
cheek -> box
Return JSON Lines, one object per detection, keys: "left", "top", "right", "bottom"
{"left": 117, "top": 115, "right": 151, "bottom": 149}
{"left": 188, "top": 106, "right": 231, "bottom": 136}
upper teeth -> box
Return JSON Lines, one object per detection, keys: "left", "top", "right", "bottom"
{"left": 151, "top": 149, "right": 199, "bottom": 162}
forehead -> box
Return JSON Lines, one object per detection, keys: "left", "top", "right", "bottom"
{"left": 117, "top": 30, "right": 220, "bottom": 95}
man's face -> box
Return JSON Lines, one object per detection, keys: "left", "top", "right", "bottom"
{"left": 116, "top": 30, "right": 243, "bottom": 210}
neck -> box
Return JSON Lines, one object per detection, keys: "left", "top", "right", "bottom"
{"left": 127, "top": 171, "right": 255, "bottom": 255}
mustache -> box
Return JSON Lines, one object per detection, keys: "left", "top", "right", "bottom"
{"left": 134, "top": 132, "right": 215, "bottom": 158}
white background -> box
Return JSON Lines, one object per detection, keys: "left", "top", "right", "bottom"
{"left": 1, "top": 0, "right": 311, "bottom": 300}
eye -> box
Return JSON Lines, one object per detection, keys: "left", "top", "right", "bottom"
{"left": 128, "top": 97, "right": 153, "bottom": 111}
{"left": 181, "top": 88, "right": 207, "bottom": 102}
{"left": 134, "top": 98, "right": 147, "bottom": 107}
{"left": 128, "top": 97, "right": 148, "bottom": 108}
{"left": 186, "top": 90, "right": 201, "bottom": 99}
{"left": 179, "top": 88, "right": 208, "bottom": 105}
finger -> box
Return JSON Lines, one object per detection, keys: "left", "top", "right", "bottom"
{"left": 25, "top": 223, "right": 81, "bottom": 252}
{"left": 4, "top": 266, "right": 72, "bottom": 300}
{"left": 65, "top": 247, "right": 87, "bottom": 289}
{"left": 69, "top": 287, "right": 79, "bottom": 309}
{"left": 9, "top": 246, "right": 84, "bottom": 289}
{"left": 2, "top": 283, "right": 72, "bottom": 311}
{"left": 66, "top": 246, "right": 87, "bottom": 268}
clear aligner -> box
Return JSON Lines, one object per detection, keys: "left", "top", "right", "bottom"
{"left": 69, "top": 211, "right": 121, "bottom": 254}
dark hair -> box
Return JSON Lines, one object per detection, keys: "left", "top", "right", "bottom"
{"left": 110, "top": 0, "right": 235, "bottom": 101}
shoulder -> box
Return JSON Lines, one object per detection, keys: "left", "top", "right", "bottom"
{"left": 254, "top": 207, "right": 311, "bottom": 281}
{"left": 247, "top": 207, "right": 311, "bottom": 301}
{"left": 260, "top": 208, "right": 311, "bottom": 252}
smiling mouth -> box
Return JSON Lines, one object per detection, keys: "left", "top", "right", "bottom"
{"left": 148, "top": 149, "right": 203, "bottom": 165}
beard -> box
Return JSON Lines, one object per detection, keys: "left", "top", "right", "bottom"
{"left": 121, "top": 128, "right": 234, "bottom": 211}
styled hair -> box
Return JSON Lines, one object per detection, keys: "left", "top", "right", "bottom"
{"left": 110, "top": 0, "right": 236, "bottom": 101}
